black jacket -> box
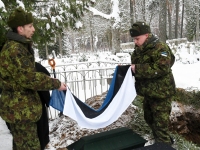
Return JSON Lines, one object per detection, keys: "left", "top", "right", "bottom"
{"left": 35, "top": 62, "right": 50, "bottom": 150}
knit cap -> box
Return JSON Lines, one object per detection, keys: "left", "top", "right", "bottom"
{"left": 7, "top": 7, "right": 33, "bottom": 28}
{"left": 129, "top": 21, "right": 151, "bottom": 37}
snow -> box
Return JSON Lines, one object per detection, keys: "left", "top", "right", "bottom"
{"left": 1, "top": 50, "right": 200, "bottom": 149}
{"left": 16, "top": 0, "right": 25, "bottom": 8}
{"left": 1, "top": 0, "right": 199, "bottom": 149}
{"left": 172, "top": 63, "right": 200, "bottom": 90}
{"left": 0, "top": 118, "right": 11, "bottom": 150}
{"left": 0, "top": 0, "right": 6, "bottom": 12}
{"left": 88, "top": 0, "right": 120, "bottom": 28}
{"left": 75, "top": 21, "right": 83, "bottom": 29}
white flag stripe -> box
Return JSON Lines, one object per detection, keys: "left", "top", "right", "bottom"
{"left": 63, "top": 66, "right": 136, "bottom": 129}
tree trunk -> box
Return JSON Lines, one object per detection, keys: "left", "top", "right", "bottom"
{"left": 130, "top": 0, "right": 134, "bottom": 25}
{"left": 175, "top": 0, "right": 179, "bottom": 39}
{"left": 196, "top": 7, "right": 199, "bottom": 41}
{"left": 167, "top": 0, "right": 172, "bottom": 39}
{"left": 90, "top": 15, "right": 94, "bottom": 52}
{"left": 71, "top": 32, "right": 75, "bottom": 53}
{"left": 181, "top": 0, "right": 184, "bottom": 38}
{"left": 107, "top": 28, "right": 112, "bottom": 51}
{"left": 142, "top": 0, "right": 146, "bottom": 22}
{"left": 112, "top": 28, "right": 120, "bottom": 54}
{"left": 159, "top": 0, "right": 167, "bottom": 42}
{"left": 58, "top": 34, "right": 62, "bottom": 56}
{"left": 45, "top": 43, "right": 48, "bottom": 59}
{"left": 133, "top": 0, "right": 137, "bottom": 21}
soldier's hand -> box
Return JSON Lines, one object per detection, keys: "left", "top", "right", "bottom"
{"left": 58, "top": 82, "right": 67, "bottom": 91}
{"left": 131, "top": 64, "right": 135, "bottom": 73}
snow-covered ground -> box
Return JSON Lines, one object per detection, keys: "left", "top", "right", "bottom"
{"left": 1, "top": 48, "right": 200, "bottom": 149}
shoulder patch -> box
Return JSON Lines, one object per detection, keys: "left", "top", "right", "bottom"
{"left": 161, "top": 51, "right": 168, "bottom": 57}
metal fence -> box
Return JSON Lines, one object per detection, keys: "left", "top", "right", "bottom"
{"left": 45, "top": 61, "right": 130, "bottom": 119}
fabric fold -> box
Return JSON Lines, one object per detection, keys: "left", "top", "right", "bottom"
{"left": 50, "top": 65, "right": 136, "bottom": 129}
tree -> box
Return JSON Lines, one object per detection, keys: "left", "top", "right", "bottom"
{"left": 87, "top": 0, "right": 122, "bottom": 53}
{"left": 159, "top": 0, "right": 167, "bottom": 42}
{"left": 175, "top": 0, "right": 179, "bottom": 39}
{"left": 130, "top": 0, "right": 135, "bottom": 25}
{"left": 180, "top": 0, "right": 185, "bottom": 38}
{"left": 185, "top": 0, "right": 199, "bottom": 41}
{"left": 0, "top": 0, "right": 94, "bottom": 57}
{"left": 167, "top": 0, "right": 173, "bottom": 39}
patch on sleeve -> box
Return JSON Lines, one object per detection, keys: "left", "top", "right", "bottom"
{"left": 161, "top": 51, "right": 168, "bottom": 57}
{"left": 23, "top": 58, "right": 30, "bottom": 66}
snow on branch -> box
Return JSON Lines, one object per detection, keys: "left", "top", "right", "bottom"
{"left": 87, "top": 0, "right": 120, "bottom": 28}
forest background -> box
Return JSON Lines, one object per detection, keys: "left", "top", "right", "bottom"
{"left": 0, "top": 0, "right": 199, "bottom": 59}
{"left": 1, "top": 1, "right": 200, "bottom": 149}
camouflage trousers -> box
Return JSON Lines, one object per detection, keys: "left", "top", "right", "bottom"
{"left": 9, "top": 121, "right": 41, "bottom": 150}
{"left": 143, "top": 96, "right": 172, "bottom": 145}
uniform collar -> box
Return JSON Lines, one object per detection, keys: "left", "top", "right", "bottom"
{"left": 6, "top": 31, "right": 32, "bottom": 44}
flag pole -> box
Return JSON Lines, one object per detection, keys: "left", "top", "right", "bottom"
{"left": 48, "top": 58, "right": 56, "bottom": 78}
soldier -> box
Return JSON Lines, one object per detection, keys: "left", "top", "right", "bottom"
{"left": 0, "top": 7, "right": 67, "bottom": 150}
{"left": 129, "top": 22, "right": 176, "bottom": 145}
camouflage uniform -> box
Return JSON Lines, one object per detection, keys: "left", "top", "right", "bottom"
{"left": 131, "top": 33, "right": 176, "bottom": 144}
{"left": 0, "top": 31, "right": 61, "bottom": 150}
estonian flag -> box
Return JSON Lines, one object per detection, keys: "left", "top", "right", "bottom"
{"left": 50, "top": 65, "right": 136, "bottom": 129}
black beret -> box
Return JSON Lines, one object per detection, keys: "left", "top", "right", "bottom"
{"left": 7, "top": 7, "right": 34, "bottom": 28}
{"left": 129, "top": 21, "right": 151, "bottom": 37}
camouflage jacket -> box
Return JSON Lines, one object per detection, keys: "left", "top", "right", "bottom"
{"left": 131, "top": 34, "right": 176, "bottom": 99}
{"left": 0, "top": 31, "right": 61, "bottom": 123}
